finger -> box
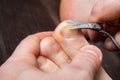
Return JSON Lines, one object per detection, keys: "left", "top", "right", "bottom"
{"left": 40, "top": 37, "right": 71, "bottom": 67}
{"left": 104, "top": 31, "right": 120, "bottom": 50}
{"left": 88, "top": 0, "right": 120, "bottom": 41}
{"left": 13, "top": 32, "right": 53, "bottom": 57}
{"left": 54, "top": 20, "right": 89, "bottom": 58}
{"left": 37, "top": 56, "right": 59, "bottom": 72}
{"left": 87, "top": 29, "right": 103, "bottom": 42}
{"left": 90, "top": 0, "right": 120, "bottom": 22}
{"left": 60, "top": 0, "right": 95, "bottom": 22}
{"left": 67, "top": 45, "right": 102, "bottom": 80}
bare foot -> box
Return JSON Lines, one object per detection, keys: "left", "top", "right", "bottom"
{"left": 37, "top": 20, "right": 89, "bottom": 72}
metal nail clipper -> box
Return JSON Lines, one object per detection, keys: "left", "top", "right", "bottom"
{"left": 67, "top": 20, "right": 120, "bottom": 50}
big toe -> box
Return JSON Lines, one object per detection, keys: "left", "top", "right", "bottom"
{"left": 53, "top": 20, "right": 89, "bottom": 58}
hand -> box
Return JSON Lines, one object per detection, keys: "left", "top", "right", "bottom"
{"left": 60, "top": 0, "right": 120, "bottom": 50}
{"left": 0, "top": 21, "right": 102, "bottom": 80}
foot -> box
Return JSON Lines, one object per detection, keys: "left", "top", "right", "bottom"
{"left": 38, "top": 20, "right": 111, "bottom": 80}
{"left": 38, "top": 20, "right": 89, "bottom": 72}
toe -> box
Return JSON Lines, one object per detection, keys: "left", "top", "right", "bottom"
{"left": 40, "top": 37, "right": 71, "bottom": 68}
{"left": 54, "top": 20, "right": 89, "bottom": 58}
{"left": 37, "top": 56, "right": 59, "bottom": 72}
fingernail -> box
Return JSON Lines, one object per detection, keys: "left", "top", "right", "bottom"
{"left": 81, "top": 45, "right": 102, "bottom": 60}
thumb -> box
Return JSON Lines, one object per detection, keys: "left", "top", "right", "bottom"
{"left": 90, "top": 0, "right": 120, "bottom": 22}
{"left": 68, "top": 45, "right": 102, "bottom": 79}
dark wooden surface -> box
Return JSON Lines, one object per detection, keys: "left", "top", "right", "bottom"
{"left": 0, "top": 0, "right": 120, "bottom": 79}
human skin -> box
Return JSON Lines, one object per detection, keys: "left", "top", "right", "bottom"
{"left": 60, "top": 0, "right": 120, "bottom": 79}
{"left": 39, "top": 20, "right": 111, "bottom": 80}
{"left": 0, "top": 0, "right": 119, "bottom": 79}
{"left": 60, "top": 0, "right": 120, "bottom": 50}
{"left": 0, "top": 21, "right": 103, "bottom": 80}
